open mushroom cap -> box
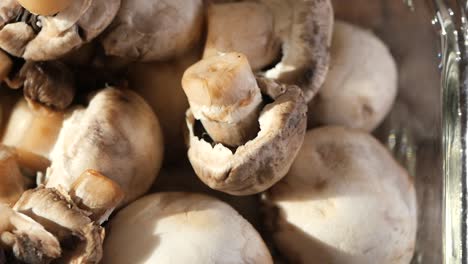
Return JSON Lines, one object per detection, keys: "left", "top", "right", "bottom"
{"left": 45, "top": 87, "right": 164, "bottom": 205}
{"left": 0, "top": 0, "right": 120, "bottom": 60}
{"left": 100, "top": 0, "right": 204, "bottom": 62}
{"left": 13, "top": 186, "right": 105, "bottom": 264}
{"left": 260, "top": 0, "right": 334, "bottom": 102}
{"left": 103, "top": 192, "right": 272, "bottom": 264}
{"left": 308, "top": 21, "right": 398, "bottom": 131}
{"left": 186, "top": 77, "right": 307, "bottom": 195}
{"left": 0, "top": 204, "right": 61, "bottom": 263}
{"left": 265, "top": 126, "right": 417, "bottom": 263}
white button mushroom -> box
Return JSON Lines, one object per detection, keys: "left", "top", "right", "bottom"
{"left": 153, "top": 163, "right": 262, "bottom": 229}
{"left": 101, "top": 0, "right": 204, "bottom": 62}
{"left": 308, "top": 21, "right": 398, "bottom": 131}
{"left": 0, "top": 0, "right": 120, "bottom": 60}
{"left": 0, "top": 204, "right": 61, "bottom": 263}
{"left": 44, "top": 87, "right": 164, "bottom": 205}
{"left": 102, "top": 192, "right": 273, "bottom": 264}
{"left": 183, "top": 53, "right": 307, "bottom": 195}
{"left": 203, "top": 2, "right": 281, "bottom": 71}
{"left": 264, "top": 126, "right": 417, "bottom": 264}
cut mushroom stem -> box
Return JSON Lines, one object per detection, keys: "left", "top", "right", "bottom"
{"left": 16, "top": 0, "right": 73, "bottom": 16}
{"left": 69, "top": 170, "right": 125, "bottom": 224}
{"left": 182, "top": 52, "right": 262, "bottom": 147}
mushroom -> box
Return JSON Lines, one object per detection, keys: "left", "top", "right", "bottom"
{"left": 183, "top": 52, "right": 307, "bottom": 195}
{"left": 127, "top": 49, "right": 201, "bottom": 165}
{"left": 203, "top": 0, "right": 334, "bottom": 102}
{"left": 102, "top": 192, "right": 272, "bottom": 264}
{"left": 308, "top": 21, "right": 398, "bottom": 131}
{"left": 19, "top": 60, "right": 76, "bottom": 111}
{"left": 0, "top": 204, "right": 61, "bottom": 263}
{"left": 152, "top": 162, "right": 262, "bottom": 229}
{"left": 203, "top": 2, "right": 281, "bottom": 71}
{"left": 13, "top": 186, "right": 105, "bottom": 264}
{"left": 0, "top": 0, "right": 120, "bottom": 61}
{"left": 2, "top": 98, "right": 64, "bottom": 158}
{"left": 44, "top": 87, "right": 163, "bottom": 205}
{"left": 0, "top": 145, "right": 26, "bottom": 205}
{"left": 16, "top": 0, "right": 73, "bottom": 16}
{"left": 264, "top": 126, "right": 417, "bottom": 263}
{"left": 100, "top": 0, "right": 204, "bottom": 62}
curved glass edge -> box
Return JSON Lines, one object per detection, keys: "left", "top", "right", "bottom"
{"left": 432, "top": 0, "right": 468, "bottom": 263}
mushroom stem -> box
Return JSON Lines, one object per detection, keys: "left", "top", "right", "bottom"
{"left": 69, "top": 170, "right": 125, "bottom": 224}
{"left": 182, "top": 52, "right": 262, "bottom": 147}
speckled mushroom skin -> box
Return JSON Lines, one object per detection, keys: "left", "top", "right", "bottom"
{"left": 265, "top": 126, "right": 417, "bottom": 264}
{"left": 261, "top": 0, "right": 334, "bottom": 102}
{"left": 186, "top": 77, "right": 307, "bottom": 195}
{"left": 0, "top": 0, "right": 120, "bottom": 60}
{"left": 44, "top": 88, "right": 164, "bottom": 205}
{"left": 103, "top": 192, "right": 272, "bottom": 264}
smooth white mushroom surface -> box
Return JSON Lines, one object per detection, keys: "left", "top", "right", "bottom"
{"left": 308, "top": 21, "right": 397, "bottom": 131}
{"left": 103, "top": 192, "right": 273, "bottom": 264}
{"left": 265, "top": 126, "right": 417, "bottom": 264}
{"left": 44, "top": 87, "right": 164, "bottom": 205}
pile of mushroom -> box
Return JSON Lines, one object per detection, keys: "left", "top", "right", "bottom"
{"left": 0, "top": 0, "right": 419, "bottom": 263}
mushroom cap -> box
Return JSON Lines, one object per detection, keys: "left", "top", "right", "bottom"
{"left": 103, "top": 192, "right": 272, "bottom": 264}
{"left": 265, "top": 126, "right": 417, "bottom": 264}
{"left": 203, "top": 2, "right": 281, "bottom": 71}
{"left": 14, "top": 186, "right": 105, "bottom": 263}
{"left": 260, "top": 0, "right": 334, "bottom": 102}
{"left": 0, "top": 204, "right": 61, "bottom": 263}
{"left": 100, "top": 0, "right": 204, "bottom": 62}
{"left": 308, "top": 21, "right": 398, "bottom": 131}
{"left": 45, "top": 87, "right": 164, "bottom": 205}
{"left": 1, "top": 99, "right": 64, "bottom": 158}
{"left": 0, "top": 0, "right": 120, "bottom": 60}
{"left": 186, "top": 77, "right": 307, "bottom": 195}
